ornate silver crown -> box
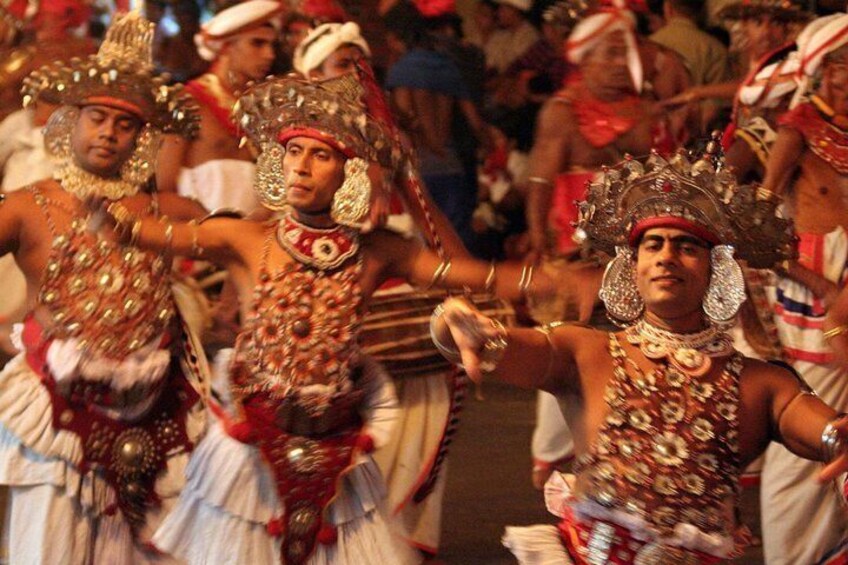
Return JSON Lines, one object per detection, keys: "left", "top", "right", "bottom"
{"left": 233, "top": 73, "right": 390, "bottom": 162}
{"left": 22, "top": 10, "right": 199, "bottom": 136}
{"left": 576, "top": 142, "right": 796, "bottom": 269}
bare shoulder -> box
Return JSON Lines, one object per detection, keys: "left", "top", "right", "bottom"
{"left": 550, "top": 321, "right": 610, "bottom": 354}
{"left": 5, "top": 179, "right": 54, "bottom": 207}
{"left": 739, "top": 356, "right": 800, "bottom": 391}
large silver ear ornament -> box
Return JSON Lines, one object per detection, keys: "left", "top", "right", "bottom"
{"left": 703, "top": 244, "right": 746, "bottom": 325}
{"left": 255, "top": 141, "right": 288, "bottom": 211}
{"left": 599, "top": 246, "right": 644, "bottom": 323}
{"left": 330, "top": 157, "right": 371, "bottom": 227}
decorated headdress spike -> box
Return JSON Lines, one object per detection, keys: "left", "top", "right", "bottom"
{"left": 576, "top": 139, "right": 796, "bottom": 269}
{"left": 97, "top": 9, "right": 155, "bottom": 72}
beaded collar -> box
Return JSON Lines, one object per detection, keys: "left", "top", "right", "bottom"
{"left": 625, "top": 319, "right": 734, "bottom": 377}
{"left": 54, "top": 160, "right": 141, "bottom": 201}
{"left": 276, "top": 211, "right": 359, "bottom": 270}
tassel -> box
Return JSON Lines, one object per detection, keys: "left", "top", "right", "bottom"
{"left": 266, "top": 518, "right": 284, "bottom": 537}
{"left": 354, "top": 433, "right": 374, "bottom": 454}
{"left": 317, "top": 524, "right": 337, "bottom": 545}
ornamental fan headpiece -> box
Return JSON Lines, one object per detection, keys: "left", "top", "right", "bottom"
{"left": 234, "top": 73, "right": 388, "bottom": 162}
{"left": 576, "top": 142, "right": 796, "bottom": 269}
{"left": 21, "top": 10, "right": 199, "bottom": 137}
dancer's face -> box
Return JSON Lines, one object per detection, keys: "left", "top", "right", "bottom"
{"left": 72, "top": 105, "right": 142, "bottom": 178}
{"left": 283, "top": 137, "right": 347, "bottom": 215}
{"left": 635, "top": 227, "right": 712, "bottom": 320}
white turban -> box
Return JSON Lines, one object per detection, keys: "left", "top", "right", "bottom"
{"left": 798, "top": 13, "right": 848, "bottom": 78}
{"left": 293, "top": 22, "right": 371, "bottom": 76}
{"left": 194, "top": 0, "right": 283, "bottom": 62}
{"left": 738, "top": 51, "right": 799, "bottom": 108}
{"left": 565, "top": 10, "right": 642, "bottom": 93}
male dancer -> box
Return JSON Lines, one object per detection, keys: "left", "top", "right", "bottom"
{"left": 108, "top": 74, "right": 549, "bottom": 564}
{"left": 433, "top": 147, "right": 848, "bottom": 565}
{"left": 0, "top": 11, "right": 205, "bottom": 563}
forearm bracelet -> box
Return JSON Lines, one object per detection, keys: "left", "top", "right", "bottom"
{"left": 822, "top": 413, "right": 848, "bottom": 462}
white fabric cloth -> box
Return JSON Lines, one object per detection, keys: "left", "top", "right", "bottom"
{"left": 152, "top": 358, "right": 421, "bottom": 564}
{"left": 565, "top": 10, "right": 642, "bottom": 92}
{"left": 177, "top": 159, "right": 259, "bottom": 214}
{"left": 0, "top": 353, "right": 204, "bottom": 564}
{"left": 761, "top": 360, "right": 848, "bottom": 565}
{"left": 531, "top": 391, "right": 574, "bottom": 465}
{"left": 0, "top": 108, "right": 53, "bottom": 192}
{"left": 504, "top": 470, "right": 736, "bottom": 564}
{"left": 293, "top": 22, "right": 371, "bottom": 76}
{"left": 798, "top": 14, "right": 848, "bottom": 78}
{"left": 194, "top": 0, "right": 282, "bottom": 61}
{"left": 372, "top": 371, "right": 451, "bottom": 553}
{"left": 738, "top": 51, "right": 799, "bottom": 108}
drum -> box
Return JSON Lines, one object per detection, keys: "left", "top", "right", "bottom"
{"left": 361, "top": 288, "right": 515, "bottom": 379}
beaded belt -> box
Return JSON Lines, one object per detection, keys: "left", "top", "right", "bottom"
{"left": 64, "top": 378, "right": 166, "bottom": 412}
{"left": 559, "top": 509, "right": 722, "bottom": 565}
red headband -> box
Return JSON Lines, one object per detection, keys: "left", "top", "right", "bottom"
{"left": 278, "top": 127, "right": 356, "bottom": 159}
{"left": 80, "top": 96, "right": 146, "bottom": 121}
{"left": 628, "top": 216, "right": 721, "bottom": 248}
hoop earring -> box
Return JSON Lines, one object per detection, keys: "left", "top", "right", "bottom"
{"left": 255, "top": 141, "right": 288, "bottom": 211}
{"left": 599, "top": 246, "right": 644, "bottom": 323}
{"left": 331, "top": 157, "right": 371, "bottom": 227}
{"left": 703, "top": 245, "right": 746, "bottom": 325}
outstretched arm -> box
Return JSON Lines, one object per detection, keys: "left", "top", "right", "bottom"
{"left": 105, "top": 201, "right": 241, "bottom": 264}
{"left": 369, "top": 230, "right": 553, "bottom": 301}
{"left": 430, "top": 297, "right": 580, "bottom": 392}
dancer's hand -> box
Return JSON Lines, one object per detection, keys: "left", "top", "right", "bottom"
{"left": 434, "top": 298, "right": 505, "bottom": 384}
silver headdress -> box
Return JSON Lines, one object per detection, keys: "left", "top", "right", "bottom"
{"left": 233, "top": 73, "right": 390, "bottom": 227}
{"left": 578, "top": 136, "right": 796, "bottom": 325}
{"left": 21, "top": 10, "right": 200, "bottom": 199}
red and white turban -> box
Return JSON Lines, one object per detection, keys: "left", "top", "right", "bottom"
{"left": 738, "top": 51, "right": 799, "bottom": 108}
{"left": 797, "top": 13, "right": 848, "bottom": 78}
{"left": 194, "top": 0, "right": 283, "bottom": 62}
{"left": 565, "top": 9, "right": 643, "bottom": 92}
{"left": 292, "top": 21, "right": 371, "bottom": 76}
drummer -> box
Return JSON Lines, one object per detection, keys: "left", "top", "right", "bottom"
{"left": 105, "top": 74, "right": 550, "bottom": 563}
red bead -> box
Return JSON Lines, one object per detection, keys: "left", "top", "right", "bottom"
{"left": 355, "top": 433, "right": 375, "bottom": 454}
{"left": 317, "top": 524, "right": 337, "bottom": 545}
{"left": 266, "top": 518, "right": 284, "bottom": 537}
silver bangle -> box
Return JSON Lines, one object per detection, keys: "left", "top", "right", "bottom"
{"left": 484, "top": 262, "right": 497, "bottom": 294}
{"left": 430, "top": 304, "right": 462, "bottom": 364}
{"left": 518, "top": 264, "right": 534, "bottom": 297}
{"left": 479, "top": 319, "right": 508, "bottom": 374}
{"left": 822, "top": 413, "right": 847, "bottom": 462}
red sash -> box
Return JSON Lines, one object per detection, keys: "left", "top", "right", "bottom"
{"left": 22, "top": 317, "right": 198, "bottom": 535}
